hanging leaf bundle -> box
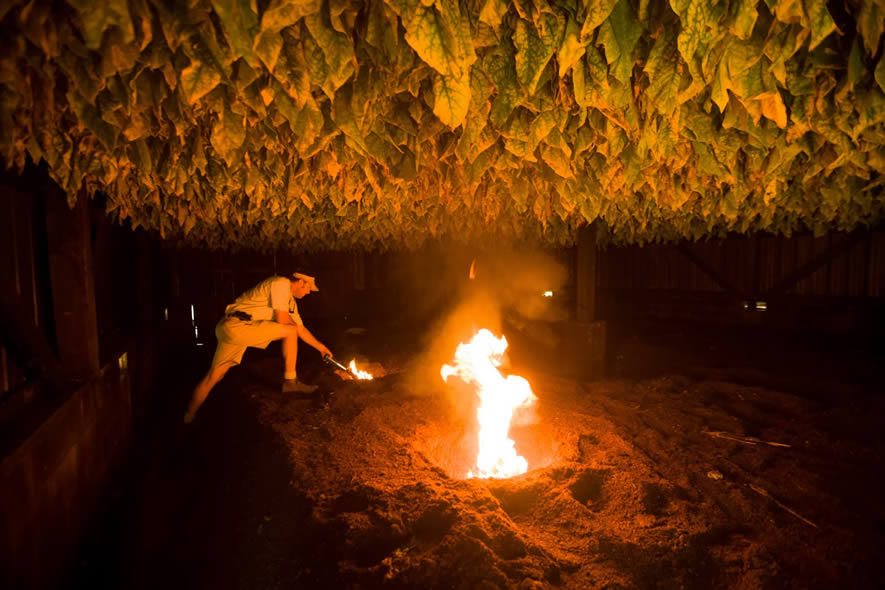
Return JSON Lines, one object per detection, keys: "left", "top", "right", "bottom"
{"left": 0, "top": 0, "right": 882, "bottom": 250}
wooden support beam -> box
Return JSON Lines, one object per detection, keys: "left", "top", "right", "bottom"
{"left": 353, "top": 250, "right": 366, "bottom": 290}
{"left": 677, "top": 243, "right": 746, "bottom": 298}
{"left": 576, "top": 224, "right": 597, "bottom": 322}
{"left": 44, "top": 188, "right": 100, "bottom": 378}
{"left": 762, "top": 231, "right": 867, "bottom": 297}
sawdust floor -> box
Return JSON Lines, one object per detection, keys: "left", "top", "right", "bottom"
{"left": 253, "top": 354, "right": 883, "bottom": 590}
{"left": 68, "top": 340, "right": 884, "bottom": 590}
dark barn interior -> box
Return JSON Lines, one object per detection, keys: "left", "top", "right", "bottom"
{"left": 1, "top": 1, "right": 884, "bottom": 589}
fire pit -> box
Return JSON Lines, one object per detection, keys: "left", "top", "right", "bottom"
{"left": 252, "top": 352, "right": 879, "bottom": 589}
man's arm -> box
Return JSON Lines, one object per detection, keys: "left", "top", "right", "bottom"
{"left": 274, "top": 309, "right": 296, "bottom": 325}
{"left": 296, "top": 324, "right": 332, "bottom": 358}
{"left": 273, "top": 310, "right": 332, "bottom": 358}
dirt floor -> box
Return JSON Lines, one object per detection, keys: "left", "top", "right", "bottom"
{"left": 67, "top": 325, "right": 884, "bottom": 590}
{"left": 251, "top": 359, "right": 884, "bottom": 589}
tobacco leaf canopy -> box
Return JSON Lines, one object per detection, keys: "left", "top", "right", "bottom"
{"left": 0, "top": 0, "right": 883, "bottom": 250}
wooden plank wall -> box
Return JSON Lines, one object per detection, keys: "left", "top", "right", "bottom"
{"left": 600, "top": 231, "right": 883, "bottom": 297}
{"left": 597, "top": 229, "right": 885, "bottom": 333}
{"left": 0, "top": 184, "right": 48, "bottom": 397}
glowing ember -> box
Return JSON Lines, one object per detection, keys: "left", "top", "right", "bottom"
{"left": 348, "top": 359, "right": 373, "bottom": 380}
{"left": 441, "top": 329, "right": 537, "bottom": 479}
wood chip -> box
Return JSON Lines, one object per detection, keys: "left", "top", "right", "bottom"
{"left": 703, "top": 430, "right": 792, "bottom": 448}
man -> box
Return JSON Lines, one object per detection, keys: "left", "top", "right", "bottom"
{"left": 183, "top": 272, "right": 332, "bottom": 423}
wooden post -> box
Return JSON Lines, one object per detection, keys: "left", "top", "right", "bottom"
{"left": 132, "top": 232, "right": 154, "bottom": 412}
{"left": 44, "top": 188, "right": 100, "bottom": 378}
{"left": 353, "top": 250, "right": 366, "bottom": 290}
{"left": 576, "top": 224, "right": 597, "bottom": 321}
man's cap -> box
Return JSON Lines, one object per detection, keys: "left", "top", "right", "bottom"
{"left": 293, "top": 272, "right": 319, "bottom": 292}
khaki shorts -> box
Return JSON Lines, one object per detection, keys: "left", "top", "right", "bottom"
{"left": 210, "top": 317, "right": 293, "bottom": 368}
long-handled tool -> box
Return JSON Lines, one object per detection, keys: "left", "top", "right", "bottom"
{"left": 323, "top": 354, "right": 359, "bottom": 379}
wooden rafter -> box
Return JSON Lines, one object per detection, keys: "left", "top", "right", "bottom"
{"left": 762, "top": 231, "right": 867, "bottom": 297}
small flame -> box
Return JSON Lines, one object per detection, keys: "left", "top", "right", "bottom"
{"left": 543, "top": 290, "right": 553, "bottom": 297}
{"left": 441, "top": 329, "right": 537, "bottom": 479}
{"left": 469, "top": 258, "right": 476, "bottom": 280}
{"left": 348, "top": 359, "right": 373, "bottom": 380}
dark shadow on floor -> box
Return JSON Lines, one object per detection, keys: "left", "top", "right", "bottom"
{"left": 65, "top": 353, "right": 340, "bottom": 590}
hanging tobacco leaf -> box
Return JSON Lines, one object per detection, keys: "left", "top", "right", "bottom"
{"left": 0, "top": 0, "right": 881, "bottom": 251}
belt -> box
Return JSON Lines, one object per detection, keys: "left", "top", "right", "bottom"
{"left": 226, "top": 311, "right": 252, "bottom": 321}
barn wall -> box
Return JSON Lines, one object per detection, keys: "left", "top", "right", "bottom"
{"left": 597, "top": 230, "right": 885, "bottom": 338}
{"left": 0, "top": 182, "right": 51, "bottom": 396}
{"left": 0, "top": 167, "right": 166, "bottom": 589}
{"left": 0, "top": 354, "right": 131, "bottom": 590}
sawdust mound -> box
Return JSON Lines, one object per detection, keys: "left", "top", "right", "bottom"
{"left": 255, "top": 363, "right": 882, "bottom": 589}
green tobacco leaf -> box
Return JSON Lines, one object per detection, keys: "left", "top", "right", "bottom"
{"left": 644, "top": 28, "right": 680, "bottom": 115}
{"left": 254, "top": 0, "right": 321, "bottom": 71}
{"left": 480, "top": 0, "right": 509, "bottom": 29}
{"left": 847, "top": 36, "right": 864, "bottom": 87}
{"left": 432, "top": 70, "right": 471, "bottom": 127}
{"left": 558, "top": 15, "right": 587, "bottom": 77}
{"left": 670, "top": 0, "right": 722, "bottom": 101}
{"left": 572, "top": 55, "right": 587, "bottom": 108}
{"left": 540, "top": 144, "right": 573, "bottom": 178}
{"left": 579, "top": 0, "right": 620, "bottom": 40}
{"left": 596, "top": 0, "right": 642, "bottom": 84}
{"left": 0, "top": 0, "right": 882, "bottom": 251}
{"left": 180, "top": 28, "right": 231, "bottom": 103}
{"left": 513, "top": 13, "right": 562, "bottom": 94}
{"left": 484, "top": 48, "right": 520, "bottom": 127}
{"left": 876, "top": 54, "right": 885, "bottom": 93}
{"left": 365, "top": 0, "right": 401, "bottom": 60}
{"left": 211, "top": 0, "right": 260, "bottom": 64}
{"left": 210, "top": 105, "right": 247, "bottom": 165}
{"left": 180, "top": 62, "right": 222, "bottom": 105}
{"left": 858, "top": 0, "right": 885, "bottom": 55}
{"left": 69, "top": 90, "right": 119, "bottom": 149}
{"left": 332, "top": 81, "right": 369, "bottom": 154}
{"left": 68, "top": 0, "right": 134, "bottom": 49}
{"left": 806, "top": 0, "right": 836, "bottom": 51}
{"left": 305, "top": 9, "right": 355, "bottom": 96}
{"left": 390, "top": 0, "right": 475, "bottom": 78}
{"left": 727, "top": 0, "right": 757, "bottom": 40}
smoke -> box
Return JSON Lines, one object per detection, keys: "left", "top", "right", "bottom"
{"left": 470, "top": 246, "right": 569, "bottom": 323}
{"left": 404, "top": 286, "right": 502, "bottom": 401}
{"left": 403, "top": 244, "right": 567, "bottom": 415}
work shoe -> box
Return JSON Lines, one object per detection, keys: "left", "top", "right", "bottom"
{"left": 282, "top": 379, "right": 318, "bottom": 394}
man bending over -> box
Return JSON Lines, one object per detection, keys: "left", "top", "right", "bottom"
{"left": 183, "top": 272, "right": 332, "bottom": 423}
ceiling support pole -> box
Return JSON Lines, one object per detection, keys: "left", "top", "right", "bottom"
{"left": 576, "top": 224, "right": 598, "bottom": 322}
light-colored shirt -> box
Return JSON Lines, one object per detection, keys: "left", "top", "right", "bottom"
{"left": 225, "top": 276, "right": 303, "bottom": 326}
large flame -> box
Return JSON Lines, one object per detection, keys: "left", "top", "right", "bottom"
{"left": 348, "top": 359, "right": 373, "bottom": 380}
{"left": 441, "top": 329, "right": 537, "bottom": 479}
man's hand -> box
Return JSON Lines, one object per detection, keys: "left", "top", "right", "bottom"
{"left": 294, "top": 324, "right": 333, "bottom": 359}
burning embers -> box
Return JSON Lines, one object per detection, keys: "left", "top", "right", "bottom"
{"left": 441, "top": 329, "right": 537, "bottom": 479}
{"left": 348, "top": 359, "right": 373, "bottom": 380}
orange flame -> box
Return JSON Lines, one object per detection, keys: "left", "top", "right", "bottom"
{"left": 348, "top": 359, "right": 373, "bottom": 380}
{"left": 441, "top": 329, "right": 537, "bottom": 478}
{"left": 469, "top": 258, "right": 476, "bottom": 280}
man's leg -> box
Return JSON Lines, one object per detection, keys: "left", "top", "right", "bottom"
{"left": 183, "top": 361, "right": 234, "bottom": 423}
{"left": 281, "top": 325, "right": 317, "bottom": 393}
{"left": 282, "top": 327, "right": 298, "bottom": 380}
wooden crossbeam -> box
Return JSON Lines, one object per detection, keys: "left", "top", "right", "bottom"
{"left": 762, "top": 231, "right": 867, "bottom": 297}
{"left": 677, "top": 243, "right": 746, "bottom": 298}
